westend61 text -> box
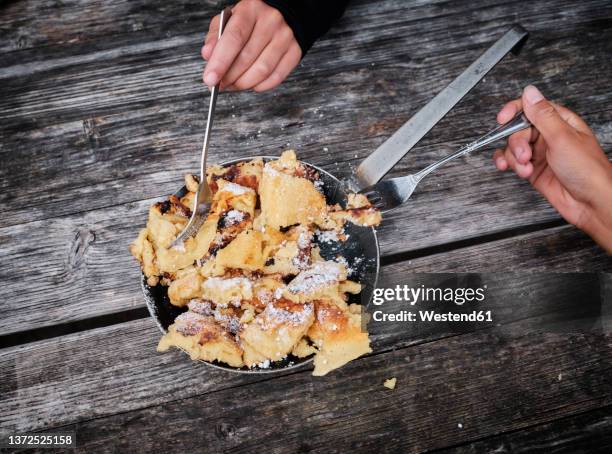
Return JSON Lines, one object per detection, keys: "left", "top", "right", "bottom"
{"left": 373, "top": 310, "right": 493, "bottom": 323}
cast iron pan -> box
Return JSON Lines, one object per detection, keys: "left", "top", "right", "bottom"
{"left": 141, "top": 156, "right": 380, "bottom": 373}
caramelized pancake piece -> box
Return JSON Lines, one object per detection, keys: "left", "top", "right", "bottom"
{"left": 130, "top": 228, "right": 160, "bottom": 286}
{"left": 252, "top": 277, "right": 286, "bottom": 310}
{"left": 157, "top": 312, "right": 244, "bottom": 367}
{"left": 155, "top": 217, "right": 218, "bottom": 273}
{"left": 308, "top": 301, "right": 371, "bottom": 376}
{"left": 330, "top": 193, "right": 382, "bottom": 227}
{"left": 201, "top": 276, "right": 253, "bottom": 307}
{"left": 240, "top": 299, "right": 315, "bottom": 366}
{"left": 146, "top": 207, "right": 182, "bottom": 250}
{"left": 215, "top": 229, "right": 266, "bottom": 272}
{"left": 263, "top": 226, "right": 313, "bottom": 276}
{"left": 212, "top": 180, "right": 257, "bottom": 217}
{"left": 207, "top": 158, "right": 263, "bottom": 193}
{"left": 292, "top": 338, "right": 317, "bottom": 358}
{"left": 168, "top": 270, "right": 204, "bottom": 307}
{"left": 259, "top": 151, "right": 328, "bottom": 229}
{"left": 284, "top": 261, "right": 349, "bottom": 303}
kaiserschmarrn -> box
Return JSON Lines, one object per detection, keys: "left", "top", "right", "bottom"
{"left": 130, "top": 150, "right": 381, "bottom": 375}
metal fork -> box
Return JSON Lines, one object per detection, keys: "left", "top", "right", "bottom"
{"left": 360, "top": 112, "right": 531, "bottom": 213}
{"left": 171, "top": 7, "right": 232, "bottom": 249}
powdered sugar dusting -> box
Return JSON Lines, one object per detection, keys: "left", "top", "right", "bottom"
{"left": 203, "top": 277, "right": 252, "bottom": 291}
{"left": 188, "top": 299, "right": 213, "bottom": 315}
{"left": 297, "top": 229, "right": 311, "bottom": 249}
{"left": 256, "top": 359, "right": 271, "bottom": 369}
{"left": 263, "top": 164, "right": 281, "bottom": 177}
{"left": 256, "top": 289, "right": 272, "bottom": 306}
{"left": 334, "top": 255, "right": 362, "bottom": 276}
{"left": 175, "top": 311, "right": 207, "bottom": 336}
{"left": 274, "top": 288, "right": 284, "bottom": 300}
{"left": 287, "top": 262, "right": 344, "bottom": 295}
{"left": 213, "top": 308, "right": 242, "bottom": 334}
{"left": 219, "top": 182, "right": 254, "bottom": 196}
{"left": 203, "top": 277, "right": 252, "bottom": 306}
{"left": 259, "top": 302, "right": 314, "bottom": 329}
{"left": 316, "top": 229, "right": 339, "bottom": 244}
{"left": 223, "top": 209, "right": 245, "bottom": 225}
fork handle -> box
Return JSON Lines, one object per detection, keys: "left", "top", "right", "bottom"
{"left": 200, "top": 7, "right": 232, "bottom": 181}
{"left": 415, "top": 112, "right": 531, "bottom": 181}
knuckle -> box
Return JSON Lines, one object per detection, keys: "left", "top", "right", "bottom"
{"left": 241, "top": 0, "right": 260, "bottom": 13}
{"left": 233, "top": 78, "right": 249, "bottom": 90}
{"left": 238, "top": 46, "right": 256, "bottom": 62}
{"left": 537, "top": 102, "right": 557, "bottom": 118}
{"left": 235, "top": 0, "right": 250, "bottom": 10}
{"left": 277, "top": 25, "right": 293, "bottom": 40}
{"left": 268, "top": 71, "right": 283, "bottom": 83}
{"left": 267, "top": 8, "right": 284, "bottom": 23}
{"left": 226, "top": 26, "right": 246, "bottom": 44}
{"left": 254, "top": 60, "right": 272, "bottom": 76}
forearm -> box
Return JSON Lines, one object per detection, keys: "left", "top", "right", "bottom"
{"left": 262, "top": 0, "right": 351, "bottom": 55}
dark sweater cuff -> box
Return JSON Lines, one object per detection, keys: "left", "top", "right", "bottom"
{"left": 262, "top": 0, "right": 350, "bottom": 56}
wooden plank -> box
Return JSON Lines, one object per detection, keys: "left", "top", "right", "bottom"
{"left": 2, "top": 2, "right": 610, "bottom": 335}
{"left": 398, "top": 225, "right": 612, "bottom": 272}
{"left": 1, "top": 197, "right": 608, "bottom": 335}
{"left": 0, "top": 94, "right": 610, "bottom": 242}
{"left": 0, "top": 0, "right": 215, "bottom": 54}
{"left": 0, "top": 317, "right": 265, "bottom": 435}
{"left": 1, "top": 1, "right": 610, "bottom": 451}
{"left": 3, "top": 0, "right": 610, "bottom": 76}
{"left": 0, "top": 199, "right": 151, "bottom": 334}
{"left": 3, "top": 1, "right": 612, "bottom": 131}
{"left": 1, "top": 273, "right": 606, "bottom": 434}
{"left": 32, "top": 333, "right": 612, "bottom": 453}
{"left": 1, "top": 1, "right": 611, "bottom": 258}
{"left": 436, "top": 405, "right": 612, "bottom": 453}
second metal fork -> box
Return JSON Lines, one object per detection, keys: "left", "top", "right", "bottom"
{"left": 360, "top": 112, "right": 531, "bottom": 213}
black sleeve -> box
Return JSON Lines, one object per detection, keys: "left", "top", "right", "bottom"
{"left": 262, "top": 0, "right": 351, "bottom": 56}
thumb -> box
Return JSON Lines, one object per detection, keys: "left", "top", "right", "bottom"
{"left": 522, "top": 85, "right": 573, "bottom": 148}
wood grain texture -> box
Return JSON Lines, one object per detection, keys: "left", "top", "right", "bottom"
{"left": 437, "top": 405, "right": 612, "bottom": 453}
{"left": 0, "top": 198, "right": 154, "bottom": 335}
{"left": 0, "top": 273, "right": 606, "bottom": 435}
{"left": 1, "top": 200, "right": 608, "bottom": 335}
{"left": 29, "top": 333, "right": 612, "bottom": 453}
{"left": 400, "top": 225, "right": 612, "bottom": 272}
{"left": 1, "top": 0, "right": 611, "bottom": 255}
{"left": 0, "top": 0, "right": 220, "bottom": 54}
{"left": 1, "top": 0, "right": 612, "bottom": 450}
{"left": 1, "top": 0, "right": 611, "bottom": 333}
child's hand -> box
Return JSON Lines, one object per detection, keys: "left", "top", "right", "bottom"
{"left": 202, "top": 0, "right": 302, "bottom": 92}
{"left": 493, "top": 85, "right": 612, "bottom": 252}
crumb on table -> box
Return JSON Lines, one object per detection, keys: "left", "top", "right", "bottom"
{"left": 383, "top": 377, "right": 397, "bottom": 389}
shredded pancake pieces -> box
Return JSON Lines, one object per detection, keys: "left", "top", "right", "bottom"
{"left": 130, "top": 151, "right": 381, "bottom": 375}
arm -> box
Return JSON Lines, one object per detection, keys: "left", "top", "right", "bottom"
{"left": 202, "top": 0, "right": 350, "bottom": 92}
{"left": 494, "top": 85, "right": 612, "bottom": 252}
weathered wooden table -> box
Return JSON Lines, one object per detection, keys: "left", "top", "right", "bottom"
{"left": 1, "top": 0, "right": 611, "bottom": 452}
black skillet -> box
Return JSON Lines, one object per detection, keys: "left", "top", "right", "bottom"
{"left": 141, "top": 156, "right": 380, "bottom": 373}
